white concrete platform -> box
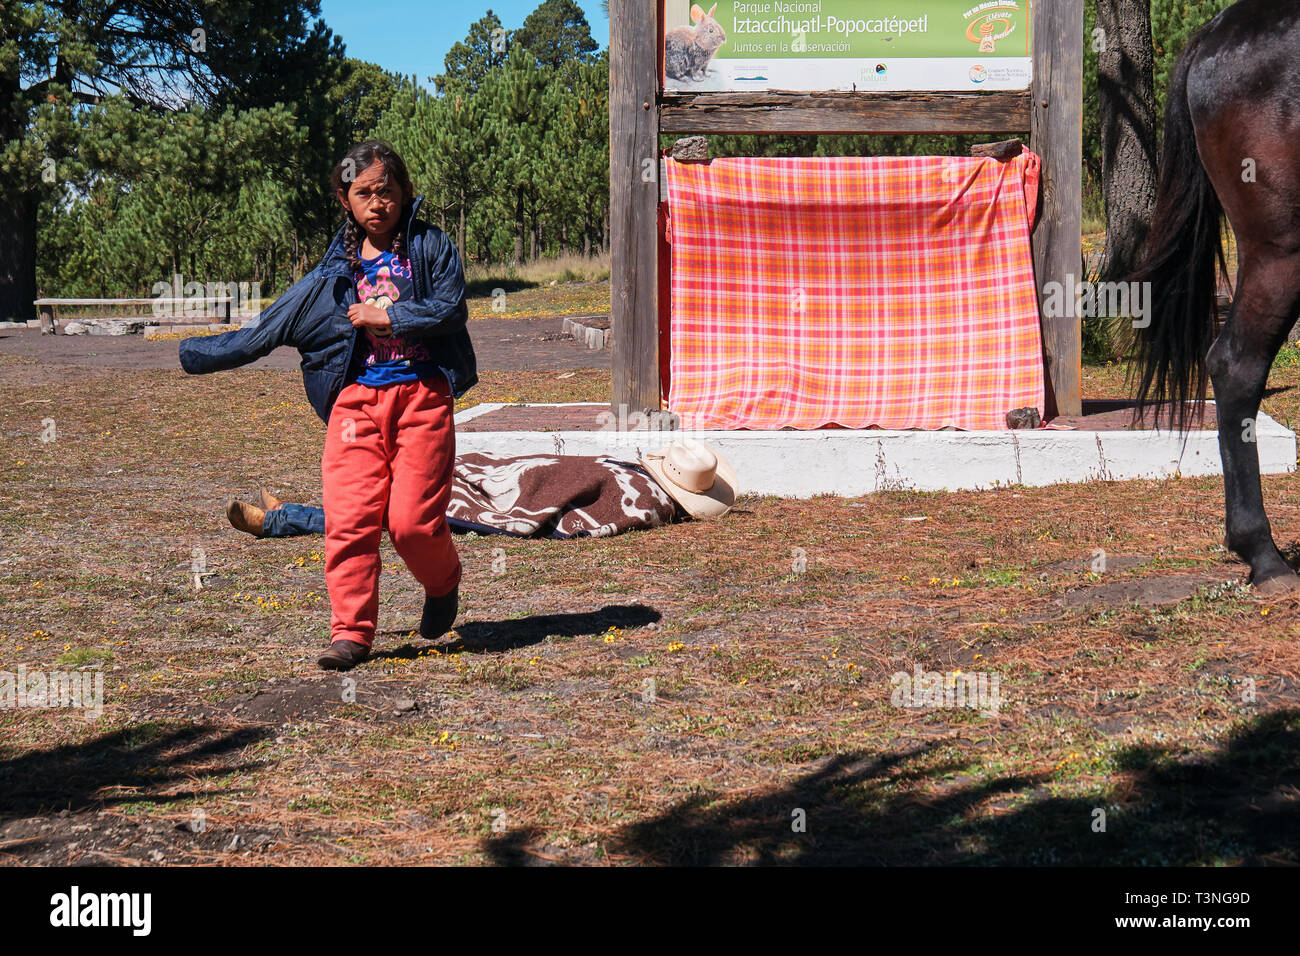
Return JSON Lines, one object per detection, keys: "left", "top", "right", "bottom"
{"left": 453, "top": 402, "right": 1298, "bottom": 498}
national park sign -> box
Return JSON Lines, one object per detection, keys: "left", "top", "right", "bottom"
{"left": 661, "top": 0, "right": 1034, "bottom": 93}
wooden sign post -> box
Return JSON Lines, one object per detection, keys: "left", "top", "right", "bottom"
{"left": 610, "top": 0, "right": 1084, "bottom": 420}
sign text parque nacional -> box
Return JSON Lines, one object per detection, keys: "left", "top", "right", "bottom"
{"left": 662, "top": 1, "right": 1033, "bottom": 93}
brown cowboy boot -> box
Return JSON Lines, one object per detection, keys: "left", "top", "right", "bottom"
{"left": 317, "top": 639, "right": 371, "bottom": 671}
{"left": 226, "top": 499, "right": 267, "bottom": 538}
{"left": 259, "top": 487, "right": 284, "bottom": 511}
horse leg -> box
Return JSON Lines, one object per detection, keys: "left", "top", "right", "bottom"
{"left": 1205, "top": 252, "right": 1300, "bottom": 592}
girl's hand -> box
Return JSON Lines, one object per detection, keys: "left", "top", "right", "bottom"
{"left": 347, "top": 302, "right": 392, "bottom": 337}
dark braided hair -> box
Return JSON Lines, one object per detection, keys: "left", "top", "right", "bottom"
{"left": 330, "top": 139, "right": 415, "bottom": 273}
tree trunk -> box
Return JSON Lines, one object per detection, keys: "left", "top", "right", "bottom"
{"left": 458, "top": 198, "right": 466, "bottom": 254}
{"left": 0, "top": 61, "right": 37, "bottom": 321}
{"left": 1097, "top": 0, "right": 1159, "bottom": 282}
{"left": 561, "top": 221, "right": 569, "bottom": 257}
{"left": 0, "top": 190, "right": 37, "bottom": 323}
{"left": 514, "top": 190, "right": 525, "bottom": 263}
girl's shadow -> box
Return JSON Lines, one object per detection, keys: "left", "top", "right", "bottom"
{"left": 369, "top": 603, "right": 660, "bottom": 659}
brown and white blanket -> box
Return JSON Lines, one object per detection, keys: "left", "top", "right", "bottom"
{"left": 447, "top": 453, "right": 682, "bottom": 539}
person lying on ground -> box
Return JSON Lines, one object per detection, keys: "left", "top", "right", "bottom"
{"left": 225, "top": 443, "right": 739, "bottom": 540}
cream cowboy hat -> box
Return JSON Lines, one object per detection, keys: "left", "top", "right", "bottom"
{"left": 640, "top": 439, "right": 738, "bottom": 520}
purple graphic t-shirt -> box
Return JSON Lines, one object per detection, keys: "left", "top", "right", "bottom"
{"left": 348, "top": 248, "right": 441, "bottom": 387}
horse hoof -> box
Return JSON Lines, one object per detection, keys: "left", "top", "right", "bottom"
{"left": 1251, "top": 572, "right": 1300, "bottom": 595}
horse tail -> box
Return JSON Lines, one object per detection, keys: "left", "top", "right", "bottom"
{"left": 1128, "top": 32, "right": 1226, "bottom": 432}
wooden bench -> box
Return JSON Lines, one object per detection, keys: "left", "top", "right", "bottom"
{"left": 34, "top": 297, "right": 236, "bottom": 334}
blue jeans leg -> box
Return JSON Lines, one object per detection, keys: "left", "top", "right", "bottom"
{"left": 261, "top": 503, "right": 326, "bottom": 537}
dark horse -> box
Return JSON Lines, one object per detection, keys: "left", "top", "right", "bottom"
{"left": 1132, "top": 0, "right": 1300, "bottom": 593}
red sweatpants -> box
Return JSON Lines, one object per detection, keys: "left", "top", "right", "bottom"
{"left": 321, "top": 376, "right": 461, "bottom": 647}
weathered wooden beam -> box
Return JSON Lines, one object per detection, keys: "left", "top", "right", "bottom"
{"left": 1030, "top": 0, "right": 1085, "bottom": 417}
{"left": 610, "top": 0, "right": 662, "bottom": 419}
{"left": 971, "top": 138, "right": 1025, "bottom": 161}
{"left": 660, "top": 91, "right": 1032, "bottom": 135}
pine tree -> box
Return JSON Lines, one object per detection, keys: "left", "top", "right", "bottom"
{"left": 540, "top": 57, "right": 609, "bottom": 258}
{"left": 516, "top": 0, "right": 600, "bottom": 69}
{"left": 436, "top": 12, "right": 511, "bottom": 98}
{"left": 0, "top": 0, "right": 342, "bottom": 321}
{"left": 480, "top": 45, "right": 550, "bottom": 262}
{"left": 38, "top": 101, "right": 304, "bottom": 299}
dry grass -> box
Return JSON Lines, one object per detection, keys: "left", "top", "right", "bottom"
{"left": 1, "top": 352, "right": 1298, "bottom": 866}
{"left": 466, "top": 281, "right": 610, "bottom": 322}
{"left": 464, "top": 256, "right": 611, "bottom": 321}
{"left": 465, "top": 252, "right": 611, "bottom": 289}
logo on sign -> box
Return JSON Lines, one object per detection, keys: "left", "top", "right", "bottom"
{"left": 965, "top": 5, "right": 1021, "bottom": 53}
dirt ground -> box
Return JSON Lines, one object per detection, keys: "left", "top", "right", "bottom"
{"left": 1, "top": 332, "right": 1299, "bottom": 866}
{"left": 0, "top": 317, "right": 610, "bottom": 373}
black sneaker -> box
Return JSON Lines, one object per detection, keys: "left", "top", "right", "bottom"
{"left": 420, "top": 585, "right": 459, "bottom": 639}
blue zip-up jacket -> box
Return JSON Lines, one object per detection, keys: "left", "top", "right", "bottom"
{"left": 179, "top": 195, "right": 477, "bottom": 422}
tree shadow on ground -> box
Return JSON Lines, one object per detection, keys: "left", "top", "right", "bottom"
{"left": 0, "top": 722, "right": 271, "bottom": 823}
{"left": 465, "top": 278, "right": 540, "bottom": 298}
{"left": 484, "top": 710, "right": 1300, "bottom": 866}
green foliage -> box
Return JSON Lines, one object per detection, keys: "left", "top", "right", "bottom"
{"left": 380, "top": 14, "right": 609, "bottom": 266}
{"left": 1081, "top": 0, "right": 1237, "bottom": 225}
{"left": 26, "top": 3, "right": 612, "bottom": 293}
{"left": 435, "top": 11, "right": 510, "bottom": 97}
{"left": 330, "top": 59, "right": 408, "bottom": 152}
{"left": 1150, "top": 0, "right": 1238, "bottom": 100}
{"left": 4, "top": 0, "right": 356, "bottom": 307}
{"left": 17, "top": 0, "right": 1249, "bottom": 301}
{"left": 1272, "top": 343, "right": 1300, "bottom": 370}
{"left": 515, "top": 0, "right": 600, "bottom": 68}
{"left": 39, "top": 101, "right": 305, "bottom": 297}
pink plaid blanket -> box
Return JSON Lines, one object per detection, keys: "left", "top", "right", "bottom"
{"left": 663, "top": 152, "right": 1045, "bottom": 430}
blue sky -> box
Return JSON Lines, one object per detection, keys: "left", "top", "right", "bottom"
{"left": 318, "top": 1, "right": 610, "bottom": 89}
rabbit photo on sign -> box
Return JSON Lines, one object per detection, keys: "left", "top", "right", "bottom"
{"left": 665, "top": 3, "right": 728, "bottom": 82}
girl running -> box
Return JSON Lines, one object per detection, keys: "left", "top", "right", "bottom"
{"left": 317, "top": 140, "right": 466, "bottom": 670}
{"left": 180, "top": 139, "right": 476, "bottom": 670}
